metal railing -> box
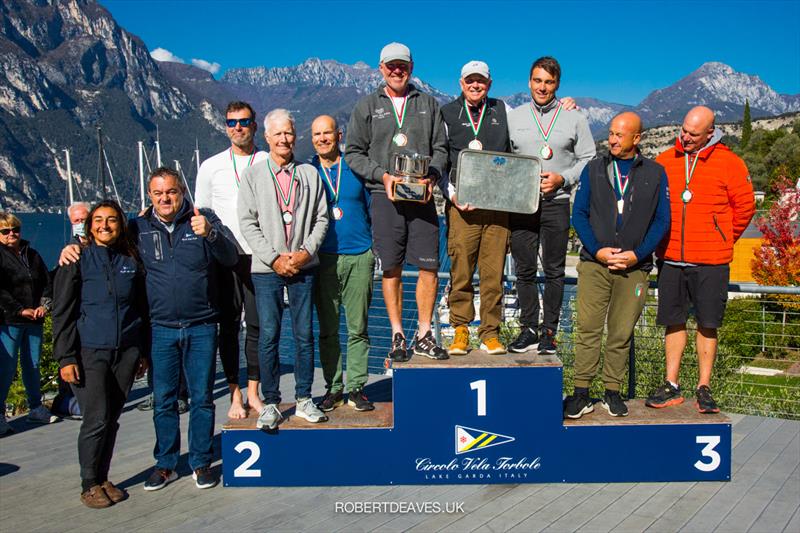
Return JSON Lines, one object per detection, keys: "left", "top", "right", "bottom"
{"left": 276, "top": 271, "right": 799, "bottom": 420}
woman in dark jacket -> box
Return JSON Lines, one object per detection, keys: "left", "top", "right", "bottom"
{"left": 53, "top": 200, "right": 149, "bottom": 509}
{"left": 0, "top": 212, "right": 56, "bottom": 435}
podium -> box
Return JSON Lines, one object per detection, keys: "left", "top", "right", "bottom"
{"left": 221, "top": 351, "right": 731, "bottom": 486}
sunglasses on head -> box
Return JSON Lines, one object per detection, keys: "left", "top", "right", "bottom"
{"left": 0, "top": 227, "right": 21, "bottom": 235}
{"left": 226, "top": 118, "right": 254, "bottom": 128}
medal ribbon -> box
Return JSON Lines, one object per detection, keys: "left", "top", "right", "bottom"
{"left": 385, "top": 88, "right": 408, "bottom": 130}
{"left": 612, "top": 161, "right": 630, "bottom": 200}
{"left": 684, "top": 153, "right": 700, "bottom": 190}
{"left": 268, "top": 163, "right": 297, "bottom": 209}
{"left": 529, "top": 101, "right": 563, "bottom": 143}
{"left": 319, "top": 159, "right": 342, "bottom": 205}
{"left": 463, "top": 99, "right": 486, "bottom": 139}
{"left": 230, "top": 148, "right": 257, "bottom": 188}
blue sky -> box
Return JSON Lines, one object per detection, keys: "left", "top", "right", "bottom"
{"left": 101, "top": 0, "right": 800, "bottom": 105}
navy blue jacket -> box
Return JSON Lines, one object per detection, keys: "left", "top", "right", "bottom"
{"left": 52, "top": 244, "right": 148, "bottom": 367}
{"left": 130, "top": 200, "right": 238, "bottom": 327}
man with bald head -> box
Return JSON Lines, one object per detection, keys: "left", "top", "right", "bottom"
{"left": 310, "top": 115, "right": 375, "bottom": 412}
{"left": 564, "top": 112, "right": 670, "bottom": 418}
{"left": 647, "top": 106, "right": 754, "bottom": 414}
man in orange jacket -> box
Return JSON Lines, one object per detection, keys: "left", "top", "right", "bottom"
{"left": 647, "top": 106, "right": 755, "bottom": 414}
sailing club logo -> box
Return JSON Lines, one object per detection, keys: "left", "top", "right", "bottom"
{"left": 455, "top": 425, "right": 514, "bottom": 454}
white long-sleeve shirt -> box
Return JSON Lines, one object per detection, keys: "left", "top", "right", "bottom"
{"left": 194, "top": 147, "right": 267, "bottom": 255}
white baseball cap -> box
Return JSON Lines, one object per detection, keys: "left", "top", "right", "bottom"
{"left": 461, "top": 60, "right": 490, "bottom": 79}
{"left": 380, "top": 42, "right": 412, "bottom": 63}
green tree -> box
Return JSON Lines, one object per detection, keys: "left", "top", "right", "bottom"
{"left": 741, "top": 99, "right": 752, "bottom": 148}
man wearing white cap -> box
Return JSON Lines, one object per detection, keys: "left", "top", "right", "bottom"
{"left": 440, "top": 61, "right": 511, "bottom": 356}
{"left": 345, "top": 42, "right": 449, "bottom": 362}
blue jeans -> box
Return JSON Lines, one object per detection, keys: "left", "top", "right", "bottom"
{"left": 150, "top": 323, "right": 217, "bottom": 471}
{"left": 0, "top": 324, "right": 44, "bottom": 412}
{"left": 252, "top": 270, "right": 315, "bottom": 404}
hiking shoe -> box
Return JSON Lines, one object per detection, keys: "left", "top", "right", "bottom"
{"left": 602, "top": 390, "right": 629, "bottom": 417}
{"left": 137, "top": 394, "right": 154, "bottom": 411}
{"left": 177, "top": 399, "right": 189, "bottom": 415}
{"left": 192, "top": 467, "right": 218, "bottom": 489}
{"left": 645, "top": 381, "right": 684, "bottom": 408}
{"left": 537, "top": 329, "right": 557, "bottom": 355}
{"left": 413, "top": 331, "right": 449, "bottom": 360}
{"left": 27, "top": 405, "right": 58, "bottom": 424}
{"left": 0, "top": 415, "right": 13, "bottom": 436}
{"left": 696, "top": 385, "right": 720, "bottom": 414}
{"left": 388, "top": 332, "right": 409, "bottom": 362}
{"left": 480, "top": 337, "right": 507, "bottom": 355}
{"left": 508, "top": 327, "right": 539, "bottom": 353}
{"left": 101, "top": 481, "right": 127, "bottom": 503}
{"left": 318, "top": 390, "right": 344, "bottom": 412}
{"left": 348, "top": 389, "right": 375, "bottom": 412}
{"left": 81, "top": 485, "right": 113, "bottom": 509}
{"left": 256, "top": 403, "right": 283, "bottom": 430}
{"left": 143, "top": 468, "right": 178, "bottom": 491}
{"left": 295, "top": 398, "right": 328, "bottom": 423}
{"left": 448, "top": 326, "right": 470, "bottom": 355}
{"left": 563, "top": 390, "right": 594, "bottom": 419}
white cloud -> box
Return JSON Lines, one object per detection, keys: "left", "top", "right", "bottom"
{"left": 150, "top": 47, "right": 184, "bottom": 63}
{"left": 191, "top": 58, "right": 221, "bottom": 75}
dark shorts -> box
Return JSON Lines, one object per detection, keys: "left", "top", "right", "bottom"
{"left": 656, "top": 262, "right": 730, "bottom": 328}
{"left": 370, "top": 191, "right": 439, "bottom": 271}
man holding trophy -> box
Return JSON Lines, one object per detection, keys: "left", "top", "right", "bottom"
{"left": 345, "top": 42, "right": 449, "bottom": 362}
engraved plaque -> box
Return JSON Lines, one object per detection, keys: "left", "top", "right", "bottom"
{"left": 455, "top": 149, "right": 542, "bottom": 214}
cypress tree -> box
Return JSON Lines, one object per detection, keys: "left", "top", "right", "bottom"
{"left": 741, "top": 99, "right": 752, "bottom": 148}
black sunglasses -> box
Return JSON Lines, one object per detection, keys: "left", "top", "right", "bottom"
{"left": 0, "top": 227, "right": 21, "bottom": 235}
{"left": 226, "top": 118, "right": 254, "bottom": 128}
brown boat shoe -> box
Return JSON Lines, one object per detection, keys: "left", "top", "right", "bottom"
{"left": 80, "top": 485, "right": 113, "bottom": 509}
{"left": 101, "top": 480, "right": 127, "bottom": 503}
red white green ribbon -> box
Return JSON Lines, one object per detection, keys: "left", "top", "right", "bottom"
{"left": 385, "top": 88, "right": 408, "bottom": 130}
{"left": 230, "top": 148, "right": 256, "bottom": 188}
{"left": 268, "top": 163, "right": 297, "bottom": 208}
{"left": 684, "top": 153, "right": 700, "bottom": 189}
{"left": 463, "top": 99, "right": 486, "bottom": 139}
{"left": 319, "top": 159, "right": 342, "bottom": 205}
{"left": 612, "top": 161, "right": 630, "bottom": 200}
{"left": 529, "top": 101, "right": 563, "bottom": 143}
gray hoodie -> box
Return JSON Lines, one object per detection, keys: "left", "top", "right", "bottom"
{"left": 237, "top": 158, "right": 328, "bottom": 274}
{"left": 345, "top": 84, "right": 448, "bottom": 193}
{"left": 507, "top": 97, "right": 596, "bottom": 201}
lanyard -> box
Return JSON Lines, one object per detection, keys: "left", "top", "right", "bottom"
{"left": 612, "top": 160, "right": 630, "bottom": 200}
{"left": 529, "top": 101, "right": 563, "bottom": 143}
{"left": 319, "top": 159, "right": 342, "bottom": 205}
{"left": 463, "top": 99, "right": 486, "bottom": 138}
{"left": 684, "top": 153, "right": 700, "bottom": 189}
{"left": 268, "top": 163, "right": 297, "bottom": 209}
{"left": 230, "top": 148, "right": 256, "bottom": 188}
{"left": 385, "top": 89, "right": 408, "bottom": 130}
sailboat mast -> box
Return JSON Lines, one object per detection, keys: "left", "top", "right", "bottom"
{"left": 63, "top": 149, "right": 74, "bottom": 205}
{"left": 195, "top": 139, "right": 201, "bottom": 176}
{"left": 155, "top": 126, "right": 162, "bottom": 168}
{"left": 138, "top": 141, "right": 146, "bottom": 210}
{"left": 97, "top": 126, "right": 107, "bottom": 199}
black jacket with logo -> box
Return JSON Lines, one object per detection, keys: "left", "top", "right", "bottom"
{"left": 0, "top": 240, "right": 52, "bottom": 326}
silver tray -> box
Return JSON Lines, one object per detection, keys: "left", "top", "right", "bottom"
{"left": 455, "top": 149, "right": 542, "bottom": 214}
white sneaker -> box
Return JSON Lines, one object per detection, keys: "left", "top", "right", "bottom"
{"left": 255, "top": 404, "right": 283, "bottom": 430}
{"left": 294, "top": 398, "right": 328, "bottom": 423}
{"left": 27, "top": 406, "right": 59, "bottom": 424}
{"left": 0, "top": 415, "right": 13, "bottom": 435}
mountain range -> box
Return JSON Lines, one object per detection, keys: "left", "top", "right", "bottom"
{"left": 1, "top": 0, "right": 799, "bottom": 211}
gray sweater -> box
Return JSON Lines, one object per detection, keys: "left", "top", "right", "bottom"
{"left": 345, "top": 84, "right": 448, "bottom": 193}
{"left": 237, "top": 158, "right": 329, "bottom": 274}
{"left": 507, "top": 97, "right": 596, "bottom": 201}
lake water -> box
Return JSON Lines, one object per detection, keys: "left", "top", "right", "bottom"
{"left": 15, "top": 213, "right": 75, "bottom": 268}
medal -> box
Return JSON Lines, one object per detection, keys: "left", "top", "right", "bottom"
{"left": 230, "top": 148, "right": 257, "bottom": 189}
{"left": 464, "top": 99, "right": 486, "bottom": 151}
{"left": 268, "top": 162, "right": 297, "bottom": 225}
{"left": 530, "top": 101, "right": 563, "bottom": 161}
{"left": 386, "top": 88, "right": 409, "bottom": 148}
{"left": 612, "top": 160, "right": 631, "bottom": 214}
{"left": 332, "top": 206, "right": 343, "bottom": 220}
{"left": 683, "top": 153, "right": 700, "bottom": 204}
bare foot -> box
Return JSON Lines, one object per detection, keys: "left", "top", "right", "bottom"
{"left": 247, "top": 395, "right": 265, "bottom": 415}
{"left": 228, "top": 400, "right": 247, "bottom": 419}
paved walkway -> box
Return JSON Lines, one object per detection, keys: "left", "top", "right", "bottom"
{"left": 1, "top": 370, "right": 797, "bottom": 532}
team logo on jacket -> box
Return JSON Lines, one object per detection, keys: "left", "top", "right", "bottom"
{"left": 455, "top": 425, "right": 515, "bottom": 454}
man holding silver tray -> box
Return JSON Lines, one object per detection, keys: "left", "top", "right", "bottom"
{"left": 507, "top": 56, "right": 595, "bottom": 355}
{"left": 345, "top": 42, "right": 449, "bottom": 362}
{"left": 440, "top": 60, "right": 512, "bottom": 356}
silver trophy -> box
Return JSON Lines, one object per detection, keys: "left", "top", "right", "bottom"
{"left": 455, "top": 149, "right": 542, "bottom": 214}
{"left": 391, "top": 151, "right": 430, "bottom": 203}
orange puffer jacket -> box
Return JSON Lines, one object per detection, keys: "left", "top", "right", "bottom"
{"left": 655, "top": 135, "right": 755, "bottom": 265}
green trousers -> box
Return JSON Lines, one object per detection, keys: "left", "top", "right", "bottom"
{"left": 574, "top": 260, "right": 648, "bottom": 391}
{"left": 313, "top": 250, "right": 375, "bottom": 393}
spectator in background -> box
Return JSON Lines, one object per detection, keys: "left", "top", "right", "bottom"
{"left": 0, "top": 212, "right": 58, "bottom": 435}
{"left": 68, "top": 202, "right": 90, "bottom": 244}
